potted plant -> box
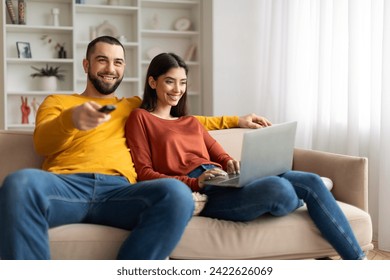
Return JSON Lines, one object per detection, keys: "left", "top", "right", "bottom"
{"left": 30, "top": 64, "right": 65, "bottom": 91}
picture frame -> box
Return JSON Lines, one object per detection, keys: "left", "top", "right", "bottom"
{"left": 16, "top": 41, "right": 32, "bottom": 58}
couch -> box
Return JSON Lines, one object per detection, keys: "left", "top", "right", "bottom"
{"left": 0, "top": 129, "right": 373, "bottom": 259}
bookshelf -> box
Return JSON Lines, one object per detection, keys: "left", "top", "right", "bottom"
{"left": 1, "top": 0, "right": 202, "bottom": 130}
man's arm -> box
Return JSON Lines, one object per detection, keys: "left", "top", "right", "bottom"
{"left": 33, "top": 95, "right": 78, "bottom": 156}
{"left": 195, "top": 113, "right": 272, "bottom": 130}
{"left": 194, "top": 115, "right": 238, "bottom": 130}
{"left": 238, "top": 113, "right": 272, "bottom": 128}
{"left": 33, "top": 96, "right": 110, "bottom": 156}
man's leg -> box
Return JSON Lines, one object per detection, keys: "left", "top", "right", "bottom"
{"left": 0, "top": 169, "right": 94, "bottom": 259}
{"left": 86, "top": 176, "right": 194, "bottom": 260}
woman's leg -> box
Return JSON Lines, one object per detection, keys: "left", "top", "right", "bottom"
{"left": 187, "top": 165, "right": 301, "bottom": 221}
{"left": 199, "top": 176, "right": 302, "bottom": 222}
{"left": 281, "top": 170, "right": 365, "bottom": 260}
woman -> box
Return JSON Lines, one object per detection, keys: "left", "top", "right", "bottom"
{"left": 125, "top": 52, "right": 366, "bottom": 260}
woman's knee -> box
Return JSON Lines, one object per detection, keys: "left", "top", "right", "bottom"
{"left": 284, "top": 171, "right": 327, "bottom": 192}
{"left": 249, "top": 176, "right": 301, "bottom": 215}
{"left": 252, "top": 176, "right": 297, "bottom": 199}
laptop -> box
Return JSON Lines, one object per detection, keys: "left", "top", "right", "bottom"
{"left": 204, "top": 121, "right": 297, "bottom": 188}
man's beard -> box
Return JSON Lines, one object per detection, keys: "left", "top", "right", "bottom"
{"left": 88, "top": 72, "right": 123, "bottom": 95}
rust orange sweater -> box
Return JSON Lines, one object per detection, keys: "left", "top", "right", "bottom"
{"left": 126, "top": 108, "right": 234, "bottom": 191}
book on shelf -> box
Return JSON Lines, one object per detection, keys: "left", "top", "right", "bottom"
{"left": 6, "top": 0, "right": 18, "bottom": 24}
{"left": 184, "top": 44, "right": 197, "bottom": 61}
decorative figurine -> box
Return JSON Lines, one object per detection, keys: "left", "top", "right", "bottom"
{"left": 21, "top": 96, "right": 31, "bottom": 124}
{"left": 51, "top": 8, "right": 60, "bottom": 26}
{"left": 31, "top": 97, "right": 39, "bottom": 123}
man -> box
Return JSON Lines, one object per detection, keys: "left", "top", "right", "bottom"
{"left": 0, "top": 36, "right": 270, "bottom": 260}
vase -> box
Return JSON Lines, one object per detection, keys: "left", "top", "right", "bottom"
{"left": 51, "top": 8, "right": 60, "bottom": 26}
{"left": 18, "top": 0, "right": 26, "bottom": 25}
{"left": 39, "top": 76, "right": 57, "bottom": 91}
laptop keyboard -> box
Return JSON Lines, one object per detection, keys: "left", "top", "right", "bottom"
{"left": 206, "top": 174, "right": 240, "bottom": 187}
{"left": 218, "top": 176, "right": 240, "bottom": 186}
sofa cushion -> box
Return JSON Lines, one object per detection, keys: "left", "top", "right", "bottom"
{"left": 171, "top": 202, "right": 372, "bottom": 260}
{"left": 49, "top": 224, "right": 129, "bottom": 260}
{"left": 48, "top": 201, "right": 372, "bottom": 260}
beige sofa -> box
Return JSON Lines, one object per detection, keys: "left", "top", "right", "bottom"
{"left": 0, "top": 129, "right": 373, "bottom": 259}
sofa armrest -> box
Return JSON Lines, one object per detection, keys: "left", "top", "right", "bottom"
{"left": 0, "top": 130, "right": 43, "bottom": 184}
{"left": 293, "top": 148, "right": 368, "bottom": 211}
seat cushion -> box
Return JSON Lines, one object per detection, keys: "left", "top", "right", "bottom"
{"left": 49, "top": 224, "right": 129, "bottom": 260}
{"left": 49, "top": 202, "right": 372, "bottom": 260}
{"left": 171, "top": 202, "right": 372, "bottom": 259}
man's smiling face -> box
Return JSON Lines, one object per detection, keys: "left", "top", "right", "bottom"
{"left": 85, "top": 42, "right": 125, "bottom": 96}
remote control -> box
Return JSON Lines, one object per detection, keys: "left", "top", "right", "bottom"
{"left": 98, "top": 105, "right": 116, "bottom": 113}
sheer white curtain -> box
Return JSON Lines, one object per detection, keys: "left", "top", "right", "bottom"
{"left": 253, "top": 0, "right": 390, "bottom": 250}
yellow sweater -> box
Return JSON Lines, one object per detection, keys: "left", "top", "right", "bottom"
{"left": 33, "top": 94, "right": 239, "bottom": 183}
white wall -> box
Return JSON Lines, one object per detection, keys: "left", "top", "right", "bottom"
{"left": 206, "top": 0, "right": 264, "bottom": 116}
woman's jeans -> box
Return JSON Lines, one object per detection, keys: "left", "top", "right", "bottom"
{"left": 188, "top": 165, "right": 365, "bottom": 260}
{"left": 0, "top": 169, "right": 194, "bottom": 260}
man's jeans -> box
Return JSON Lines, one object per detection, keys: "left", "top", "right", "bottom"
{"left": 189, "top": 166, "right": 365, "bottom": 260}
{"left": 0, "top": 169, "right": 194, "bottom": 260}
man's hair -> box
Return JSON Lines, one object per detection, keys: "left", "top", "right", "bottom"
{"left": 86, "top": 36, "right": 125, "bottom": 60}
{"left": 141, "top": 53, "right": 189, "bottom": 117}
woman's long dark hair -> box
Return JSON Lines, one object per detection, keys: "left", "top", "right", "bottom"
{"left": 141, "top": 53, "right": 189, "bottom": 117}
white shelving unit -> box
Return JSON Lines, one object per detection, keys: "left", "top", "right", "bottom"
{"left": 0, "top": 0, "right": 202, "bottom": 130}
{"left": 140, "top": 0, "right": 201, "bottom": 114}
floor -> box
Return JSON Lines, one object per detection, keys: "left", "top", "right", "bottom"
{"left": 330, "top": 241, "right": 390, "bottom": 260}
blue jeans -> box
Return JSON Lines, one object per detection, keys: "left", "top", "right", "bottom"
{"left": 188, "top": 165, "right": 365, "bottom": 260}
{"left": 0, "top": 169, "right": 194, "bottom": 260}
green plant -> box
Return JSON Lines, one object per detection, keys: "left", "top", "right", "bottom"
{"left": 30, "top": 64, "right": 65, "bottom": 81}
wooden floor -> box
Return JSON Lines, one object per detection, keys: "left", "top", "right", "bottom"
{"left": 330, "top": 241, "right": 390, "bottom": 260}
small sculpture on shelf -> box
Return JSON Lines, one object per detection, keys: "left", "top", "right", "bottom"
{"left": 21, "top": 96, "right": 31, "bottom": 124}
{"left": 51, "top": 8, "right": 60, "bottom": 26}
{"left": 30, "top": 97, "right": 40, "bottom": 123}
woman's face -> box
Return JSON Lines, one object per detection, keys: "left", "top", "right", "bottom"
{"left": 149, "top": 67, "right": 187, "bottom": 108}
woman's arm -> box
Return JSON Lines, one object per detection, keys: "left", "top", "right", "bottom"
{"left": 202, "top": 128, "right": 233, "bottom": 170}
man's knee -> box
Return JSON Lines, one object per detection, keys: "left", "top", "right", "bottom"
{"left": 1, "top": 169, "right": 44, "bottom": 204}
{"left": 153, "top": 179, "right": 194, "bottom": 215}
